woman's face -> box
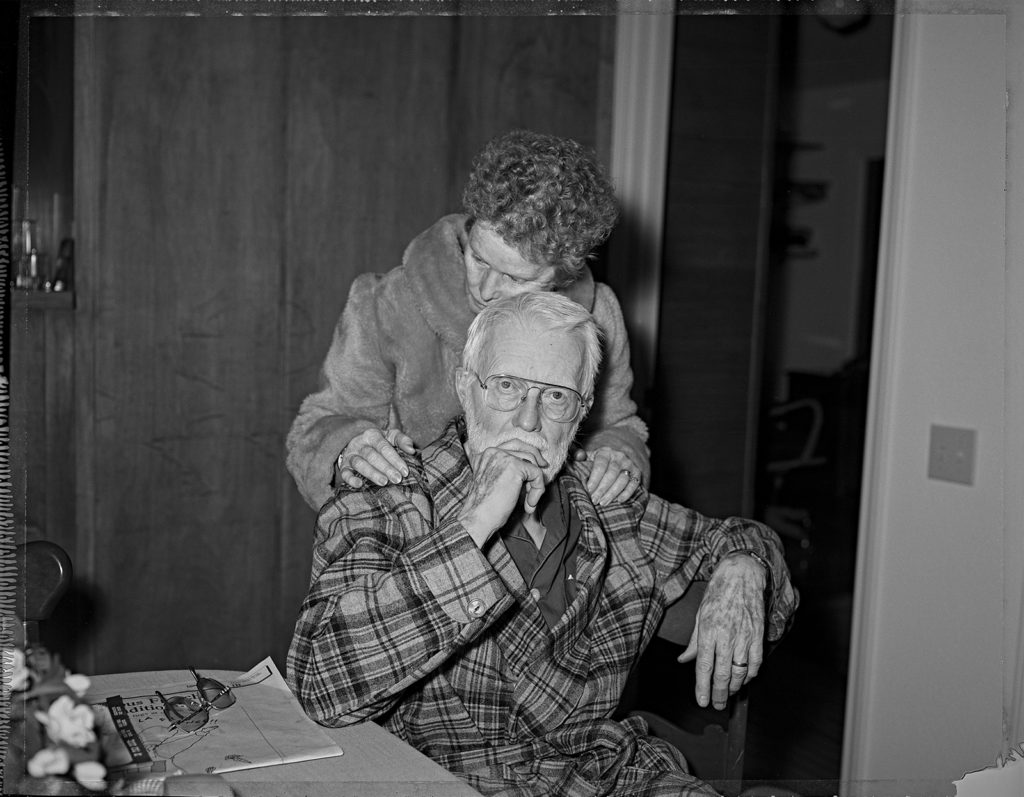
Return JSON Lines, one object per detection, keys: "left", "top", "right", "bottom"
{"left": 463, "top": 222, "right": 556, "bottom": 313}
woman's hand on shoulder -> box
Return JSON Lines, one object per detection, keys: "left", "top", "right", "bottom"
{"left": 573, "top": 445, "right": 643, "bottom": 506}
{"left": 336, "top": 428, "right": 416, "bottom": 488}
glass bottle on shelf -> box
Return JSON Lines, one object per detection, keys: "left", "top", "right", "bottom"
{"left": 14, "top": 219, "right": 44, "bottom": 290}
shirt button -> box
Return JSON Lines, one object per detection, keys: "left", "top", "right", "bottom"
{"left": 468, "top": 599, "right": 484, "bottom": 617}
{"left": 530, "top": 588, "right": 541, "bottom": 601}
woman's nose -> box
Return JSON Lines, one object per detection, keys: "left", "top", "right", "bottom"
{"left": 480, "top": 269, "right": 502, "bottom": 302}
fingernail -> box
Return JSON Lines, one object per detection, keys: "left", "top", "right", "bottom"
{"left": 376, "top": 476, "right": 387, "bottom": 486}
{"left": 388, "top": 470, "right": 402, "bottom": 481}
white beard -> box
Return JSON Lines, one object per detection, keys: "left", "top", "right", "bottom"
{"left": 464, "top": 404, "right": 576, "bottom": 484}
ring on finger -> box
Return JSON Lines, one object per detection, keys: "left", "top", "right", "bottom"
{"left": 731, "top": 661, "right": 748, "bottom": 669}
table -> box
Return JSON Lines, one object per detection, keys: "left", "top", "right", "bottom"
{"left": 221, "top": 721, "right": 483, "bottom": 797}
{"left": 87, "top": 670, "right": 483, "bottom": 797}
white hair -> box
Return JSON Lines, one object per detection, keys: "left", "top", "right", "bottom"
{"left": 461, "top": 292, "right": 603, "bottom": 397}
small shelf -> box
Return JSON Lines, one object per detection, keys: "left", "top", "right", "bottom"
{"left": 12, "top": 290, "right": 75, "bottom": 310}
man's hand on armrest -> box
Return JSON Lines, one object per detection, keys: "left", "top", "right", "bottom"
{"left": 676, "top": 552, "right": 767, "bottom": 710}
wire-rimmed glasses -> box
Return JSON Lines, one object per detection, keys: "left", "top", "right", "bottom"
{"left": 156, "top": 668, "right": 236, "bottom": 732}
{"left": 472, "top": 372, "right": 586, "bottom": 423}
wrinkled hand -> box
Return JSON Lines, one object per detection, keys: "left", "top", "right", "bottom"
{"left": 458, "top": 441, "right": 548, "bottom": 548}
{"left": 573, "top": 446, "right": 642, "bottom": 506}
{"left": 677, "top": 554, "right": 766, "bottom": 710}
{"left": 337, "top": 428, "right": 416, "bottom": 488}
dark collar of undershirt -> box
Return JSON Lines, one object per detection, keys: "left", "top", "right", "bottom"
{"left": 502, "top": 480, "right": 581, "bottom": 629}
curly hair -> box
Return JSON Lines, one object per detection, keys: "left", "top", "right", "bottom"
{"left": 462, "top": 130, "right": 620, "bottom": 287}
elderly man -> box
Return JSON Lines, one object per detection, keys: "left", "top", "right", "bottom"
{"left": 288, "top": 293, "right": 798, "bottom": 797}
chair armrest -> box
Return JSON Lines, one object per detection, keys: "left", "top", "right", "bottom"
{"left": 656, "top": 581, "right": 707, "bottom": 647}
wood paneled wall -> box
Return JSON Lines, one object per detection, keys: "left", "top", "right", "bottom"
{"left": 67, "top": 15, "right": 612, "bottom": 674}
{"left": 10, "top": 295, "right": 76, "bottom": 557}
{"left": 649, "top": 15, "right": 779, "bottom": 517}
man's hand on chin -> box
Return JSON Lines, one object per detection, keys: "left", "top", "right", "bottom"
{"left": 458, "top": 442, "right": 548, "bottom": 548}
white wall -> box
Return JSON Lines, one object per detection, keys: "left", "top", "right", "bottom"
{"left": 843, "top": 5, "right": 1019, "bottom": 792}
{"left": 1002, "top": 0, "right": 1024, "bottom": 759}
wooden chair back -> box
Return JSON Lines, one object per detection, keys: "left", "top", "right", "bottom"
{"left": 15, "top": 540, "right": 73, "bottom": 645}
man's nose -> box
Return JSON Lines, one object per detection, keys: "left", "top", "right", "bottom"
{"left": 512, "top": 388, "right": 543, "bottom": 432}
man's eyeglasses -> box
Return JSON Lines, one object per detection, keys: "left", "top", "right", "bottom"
{"left": 156, "top": 668, "right": 236, "bottom": 732}
{"left": 472, "top": 372, "right": 585, "bottom": 423}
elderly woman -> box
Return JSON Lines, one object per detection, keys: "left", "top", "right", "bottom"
{"left": 286, "top": 129, "right": 649, "bottom": 511}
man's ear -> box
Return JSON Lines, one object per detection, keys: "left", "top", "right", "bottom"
{"left": 454, "top": 367, "right": 471, "bottom": 406}
{"left": 581, "top": 394, "right": 594, "bottom": 421}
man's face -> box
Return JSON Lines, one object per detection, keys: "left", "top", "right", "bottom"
{"left": 458, "top": 320, "right": 584, "bottom": 484}
{"left": 463, "top": 222, "right": 557, "bottom": 313}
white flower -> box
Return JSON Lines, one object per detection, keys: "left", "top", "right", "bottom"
{"left": 73, "top": 761, "right": 108, "bottom": 791}
{"left": 3, "top": 647, "right": 30, "bottom": 691}
{"left": 27, "top": 746, "right": 71, "bottom": 777}
{"left": 34, "top": 694, "right": 97, "bottom": 747}
{"left": 64, "top": 672, "right": 92, "bottom": 697}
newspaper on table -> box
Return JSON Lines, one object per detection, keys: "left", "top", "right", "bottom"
{"left": 86, "top": 656, "right": 343, "bottom": 779}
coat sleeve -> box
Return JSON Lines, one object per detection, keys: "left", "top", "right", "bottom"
{"left": 286, "top": 274, "right": 397, "bottom": 511}
{"left": 287, "top": 481, "right": 514, "bottom": 727}
{"left": 581, "top": 284, "right": 651, "bottom": 481}
{"left": 636, "top": 492, "right": 799, "bottom": 643}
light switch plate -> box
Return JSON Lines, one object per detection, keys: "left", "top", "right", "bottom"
{"left": 928, "top": 424, "right": 977, "bottom": 485}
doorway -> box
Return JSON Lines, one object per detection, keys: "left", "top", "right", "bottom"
{"left": 632, "top": 8, "right": 894, "bottom": 792}
{"left": 746, "top": 10, "right": 893, "bottom": 792}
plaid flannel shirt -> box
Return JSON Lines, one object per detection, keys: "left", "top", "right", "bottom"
{"left": 288, "top": 417, "right": 797, "bottom": 797}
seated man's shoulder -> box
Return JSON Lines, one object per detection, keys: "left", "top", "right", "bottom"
{"left": 418, "top": 421, "right": 469, "bottom": 480}
{"left": 319, "top": 452, "right": 434, "bottom": 545}
{"left": 563, "top": 457, "right": 592, "bottom": 487}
